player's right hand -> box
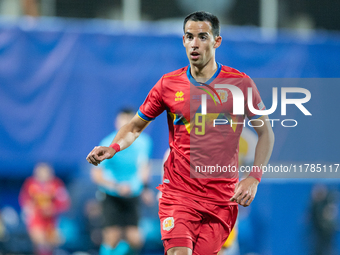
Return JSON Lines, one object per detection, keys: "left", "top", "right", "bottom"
{"left": 86, "top": 146, "right": 116, "bottom": 166}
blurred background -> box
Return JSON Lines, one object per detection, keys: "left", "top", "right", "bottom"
{"left": 0, "top": 0, "right": 340, "bottom": 255}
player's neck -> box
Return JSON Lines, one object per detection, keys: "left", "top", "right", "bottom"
{"left": 190, "top": 60, "right": 218, "bottom": 82}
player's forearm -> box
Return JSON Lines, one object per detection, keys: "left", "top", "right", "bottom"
{"left": 110, "top": 114, "right": 150, "bottom": 151}
{"left": 253, "top": 122, "right": 275, "bottom": 168}
{"left": 87, "top": 114, "right": 149, "bottom": 166}
{"left": 111, "top": 123, "right": 142, "bottom": 151}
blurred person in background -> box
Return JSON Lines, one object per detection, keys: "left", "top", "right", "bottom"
{"left": 90, "top": 108, "right": 153, "bottom": 255}
{"left": 22, "top": 0, "right": 39, "bottom": 16}
{"left": 19, "top": 162, "right": 70, "bottom": 255}
{"left": 310, "top": 184, "right": 339, "bottom": 255}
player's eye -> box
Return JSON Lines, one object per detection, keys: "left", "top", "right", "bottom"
{"left": 200, "top": 36, "right": 207, "bottom": 40}
{"left": 186, "top": 34, "right": 193, "bottom": 40}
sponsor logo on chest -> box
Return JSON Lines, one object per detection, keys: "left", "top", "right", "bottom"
{"left": 175, "top": 91, "right": 184, "bottom": 101}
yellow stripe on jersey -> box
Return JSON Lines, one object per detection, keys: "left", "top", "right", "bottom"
{"left": 168, "top": 111, "right": 192, "bottom": 134}
{"left": 220, "top": 70, "right": 245, "bottom": 77}
{"left": 229, "top": 115, "right": 239, "bottom": 132}
{"left": 137, "top": 112, "right": 152, "bottom": 122}
{"left": 181, "top": 116, "right": 191, "bottom": 134}
{"left": 163, "top": 70, "right": 186, "bottom": 78}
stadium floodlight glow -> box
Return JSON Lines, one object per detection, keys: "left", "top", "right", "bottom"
{"left": 201, "top": 85, "right": 312, "bottom": 116}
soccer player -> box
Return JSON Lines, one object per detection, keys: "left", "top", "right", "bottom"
{"left": 87, "top": 11, "right": 274, "bottom": 255}
{"left": 90, "top": 108, "right": 153, "bottom": 255}
{"left": 19, "top": 163, "right": 70, "bottom": 255}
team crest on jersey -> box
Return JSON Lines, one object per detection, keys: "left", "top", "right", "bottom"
{"left": 175, "top": 91, "right": 184, "bottom": 101}
{"left": 258, "top": 100, "right": 265, "bottom": 110}
{"left": 215, "top": 89, "right": 228, "bottom": 103}
{"left": 163, "top": 217, "right": 175, "bottom": 231}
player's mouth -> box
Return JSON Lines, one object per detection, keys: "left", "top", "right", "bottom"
{"left": 190, "top": 51, "right": 200, "bottom": 60}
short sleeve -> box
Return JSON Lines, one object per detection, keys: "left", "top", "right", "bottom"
{"left": 138, "top": 77, "right": 166, "bottom": 122}
{"left": 244, "top": 78, "right": 266, "bottom": 119}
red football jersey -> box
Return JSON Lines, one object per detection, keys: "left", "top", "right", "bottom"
{"left": 139, "top": 63, "right": 264, "bottom": 205}
{"left": 19, "top": 177, "right": 70, "bottom": 220}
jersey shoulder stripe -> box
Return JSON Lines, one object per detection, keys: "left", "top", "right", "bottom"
{"left": 163, "top": 67, "right": 188, "bottom": 79}
{"left": 220, "top": 65, "right": 249, "bottom": 78}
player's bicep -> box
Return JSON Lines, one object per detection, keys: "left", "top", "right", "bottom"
{"left": 130, "top": 113, "right": 151, "bottom": 134}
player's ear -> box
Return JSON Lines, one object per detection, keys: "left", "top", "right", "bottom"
{"left": 214, "top": 36, "right": 222, "bottom": 49}
{"left": 182, "top": 35, "right": 186, "bottom": 46}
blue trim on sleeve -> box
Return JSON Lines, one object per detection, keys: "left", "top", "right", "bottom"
{"left": 137, "top": 109, "right": 155, "bottom": 121}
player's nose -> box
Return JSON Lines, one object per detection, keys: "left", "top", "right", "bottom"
{"left": 191, "top": 37, "right": 199, "bottom": 48}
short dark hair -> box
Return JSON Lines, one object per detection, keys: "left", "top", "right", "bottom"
{"left": 183, "top": 11, "right": 220, "bottom": 37}
{"left": 118, "top": 107, "right": 135, "bottom": 115}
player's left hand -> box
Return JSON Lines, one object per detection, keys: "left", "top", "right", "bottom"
{"left": 230, "top": 176, "right": 259, "bottom": 207}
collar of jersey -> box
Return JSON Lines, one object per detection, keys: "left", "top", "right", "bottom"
{"left": 187, "top": 62, "right": 222, "bottom": 86}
